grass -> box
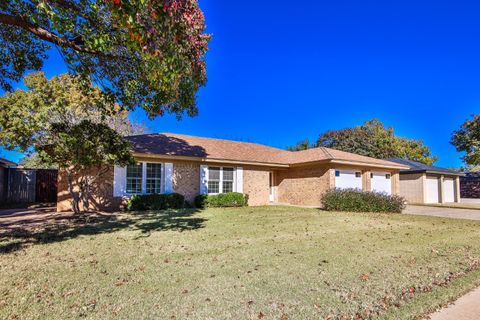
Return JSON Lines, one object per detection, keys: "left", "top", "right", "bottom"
{"left": 1, "top": 206, "right": 480, "bottom": 319}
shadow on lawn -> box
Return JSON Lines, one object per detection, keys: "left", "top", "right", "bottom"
{"left": 0, "top": 209, "right": 206, "bottom": 254}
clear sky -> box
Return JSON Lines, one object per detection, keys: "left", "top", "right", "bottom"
{"left": 2, "top": 0, "right": 479, "bottom": 167}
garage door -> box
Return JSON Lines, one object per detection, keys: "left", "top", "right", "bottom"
{"left": 426, "top": 176, "right": 440, "bottom": 203}
{"left": 335, "top": 170, "right": 362, "bottom": 190}
{"left": 371, "top": 172, "right": 392, "bottom": 195}
{"left": 443, "top": 178, "right": 455, "bottom": 203}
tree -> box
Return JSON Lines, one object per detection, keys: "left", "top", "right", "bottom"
{"left": 311, "top": 119, "right": 437, "bottom": 165}
{"left": 287, "top": 139, "right": 314, "bottom": 151}
{"left": 39, "top": 121, "right": 134, "bottom": 213}
{"left": 20, "top": 153, "right": 58, "bottom": 169}
{"left": 1, "top": 0, "right": 210, "bottom": 118}
{"left": 0, "top": 72, "right": 138, "bottom": 213}
{"left": 451, "top": 114, "right": 480, "bottom": 167}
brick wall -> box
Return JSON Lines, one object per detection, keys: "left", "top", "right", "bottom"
{"left": 276, "top": 165, "right": 331, "bottom": 206}
{"left": 57, "top": 161, "right": 273, "bottom": 211}
{"left": 172, "top": 161, "right": 199, "bottom": 204}
{"left": 398, "top": 173, "right": 424, "bottom": 203}
{"left": 243, "top": 165, "right": 271, "bottom": 206}
{"left": 57, "top": 166, "right": 123, "bottom": 212}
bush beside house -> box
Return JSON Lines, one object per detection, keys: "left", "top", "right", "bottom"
{"left": 321, "top": 188, "right": 406, "bottom": 213}
{"left": 195, "top": 192, "right": 249, "bottom": 208}
{"left": 126, "top": 193, "right": 185, "bottom": 211}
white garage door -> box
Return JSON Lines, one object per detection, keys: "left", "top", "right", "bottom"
{"left": 443, "top": 178, "right": 455, "bottom": 203}
{"left": 426, "top": 176, "right": 440, "bottom": 203}
{"left": 371, "top": 172, "right": 392, "bottom": 195}
{"left": 335, "top": 170, "right": 362, "bottom": 190}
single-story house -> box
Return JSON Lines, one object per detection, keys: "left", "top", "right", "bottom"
{"left": 460, "top": 172, "right": 480, "bottom": 199}
{"left": 57, "top": 133, "right": 409, "bottom": 211}
{"left": 386, "top": 158, "right": 464, "bottom": 204}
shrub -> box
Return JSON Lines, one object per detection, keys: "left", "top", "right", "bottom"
{"left": 194, "top": 192, "right": 249, "bottom": 208}
{"left": 126, "top": 193, "right": 185, "bottom": 211}
{"left": 321, "top": 188, "right": 406, "bottom": 213}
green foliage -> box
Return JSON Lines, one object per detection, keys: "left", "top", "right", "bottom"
{"left": 0, "top": 72, "right": 139, "bottom": 214}
{"left": 126, "top": 193, "right": 185, "bottom": 211}
{"left": 1, "top": 0, "right": 210, "bottom": 118}
{"left": 287, "top": 139, "right": 314, "bottom": 151}
{"left": 38, "top": 120, "right": 135, "bottom": 171}
{"left": 316, "top": 119, "right": 437, "bottom": 165}
{"left": 451, "top": 114, "right": 480, "bottom": 166}
{"left": 194, "top": 193, "right": 249, "bottom": 208}
{"left": 20, "top": 153, "right": 58, "bottom": 169}
{"left": 321, "top": 188, "right": 406, "bottom": 213}
{"left": 0, "top": 72, "right": 143, "bottom": 152}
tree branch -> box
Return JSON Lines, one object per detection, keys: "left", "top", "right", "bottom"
{"left": 0, "top": 12, "right": 99, "bottom": 54}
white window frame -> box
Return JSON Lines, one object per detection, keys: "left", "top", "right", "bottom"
{"left": 125, "top": 161, "right": 165, "bottom": 195}
{"left": 145, "top": 163, "right": 163, "bottom": 194}
{"left": 207, "top": 166, "right": 236, "bottom": 195}
{"left": 126, "top": 163, "right": 143, "bottom": 195}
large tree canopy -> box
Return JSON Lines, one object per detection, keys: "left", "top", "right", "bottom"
{"left": 287, "top": 119, "right": 438, "bottom": 165}
{"left": 0, "top": 72, "right": 139, "bottom": 213}
{"left": 0, "top": 72, "right": 144, "bottom": 151}
{"left": 0, "top": 0, "right": 210, "bottom": 117}
{"left": 451, "top": 114, "right": 480, "bottom": 167}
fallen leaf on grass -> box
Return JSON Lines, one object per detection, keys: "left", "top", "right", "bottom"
{"left": 360, "top": 273, "right": 370, "bottom": 281}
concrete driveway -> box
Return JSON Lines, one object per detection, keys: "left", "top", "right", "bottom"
{"left": 404, "top": 205, "right": 480, "bottom": 221}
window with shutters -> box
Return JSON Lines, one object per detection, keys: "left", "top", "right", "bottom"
{"left": 207, "top": 167, "right": 235, "bottom": 194}
{"left": 125, "top": 162, "right": 163, "bottom": 195}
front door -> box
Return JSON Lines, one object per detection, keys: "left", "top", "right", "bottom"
{"left": 269, "top": 172, "right": 275, "bottom": 202}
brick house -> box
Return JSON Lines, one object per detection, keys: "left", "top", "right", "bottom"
{"left": 57, "top": 133, "right": 409, "bottom": 211}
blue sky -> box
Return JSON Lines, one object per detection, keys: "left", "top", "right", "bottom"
{"left": 2, "top": 0, "right": 479, "bottom": 167}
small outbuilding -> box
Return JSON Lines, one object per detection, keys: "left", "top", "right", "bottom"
{"left": 386, "top": 158, "right": 464, "bottom": 204}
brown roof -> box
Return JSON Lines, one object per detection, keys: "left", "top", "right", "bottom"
{"left": 126, "top": 133, "right": 408, "bottom": 169}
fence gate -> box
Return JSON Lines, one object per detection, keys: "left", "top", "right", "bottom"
{"left": 6, "top": 169, "right": 36, "bottom": 203}
{"left": 5, "top": 169, "right": 58, "bottom": 204}
{"left": 35, "top": 170, "right": 58, "bottom": 203}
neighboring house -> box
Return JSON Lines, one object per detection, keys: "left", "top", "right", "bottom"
{"left": 386, "top": 158, "right": 464, "bottom": 204}
{"left": 57, "top": 133, "right": 409, "bottom": 211}
{"left": 0, "top": 158, "right": 17, "bottom": 203}
{"left": 460, "top": 172, "right": 480, "bottom": 198}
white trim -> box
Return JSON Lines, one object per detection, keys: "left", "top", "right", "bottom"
{"left": 113, "top": 165, "right": 127, "bottom": 197}
{"left": 200, "top": 165, "right": 208, "bottom": 195}
{"left": 141, "top": 162, "right": 147, "bottom": 194}
{"left": 236, "top": 167, "right": 243, "bottom": 193}
{"left": 164, "top": 163, "right": 173, "bottom": 194}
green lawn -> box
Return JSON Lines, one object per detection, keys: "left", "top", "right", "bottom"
{"left": 1, "top": 206, "right": 480, "bottom": 319}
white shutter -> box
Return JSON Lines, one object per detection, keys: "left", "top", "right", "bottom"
{"left": 113, "top": 165, "right": 127, "bottom": 197}
{"left": 164, "top": 163, "right": 173, "bottom": 194}
{"left": 200, "top": 165, "right": 208, "bottom": 195}
{"left": 236, "top": 167, "right": 243, "bottom": 193}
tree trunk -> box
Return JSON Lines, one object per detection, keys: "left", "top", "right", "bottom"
{"left": 80, "top": 175, "right": 90, "bottom": 211}
{"left": 66, "top": 170, "right": 81, "bottom": 214}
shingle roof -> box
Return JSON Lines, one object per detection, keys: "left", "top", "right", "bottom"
{"left": 385, "top": 158, "right": 464, "bottom": 176}
{"left": 127, "top": 133, "right": 407, "bottom": 169}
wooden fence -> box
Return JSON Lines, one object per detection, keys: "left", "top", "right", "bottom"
{"left": 1, "top": 169, "right": 58, "bottom": 204}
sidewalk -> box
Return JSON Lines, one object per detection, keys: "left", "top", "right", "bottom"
{"left": 429, "top": 286, "right": 480, "bottom": 320}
